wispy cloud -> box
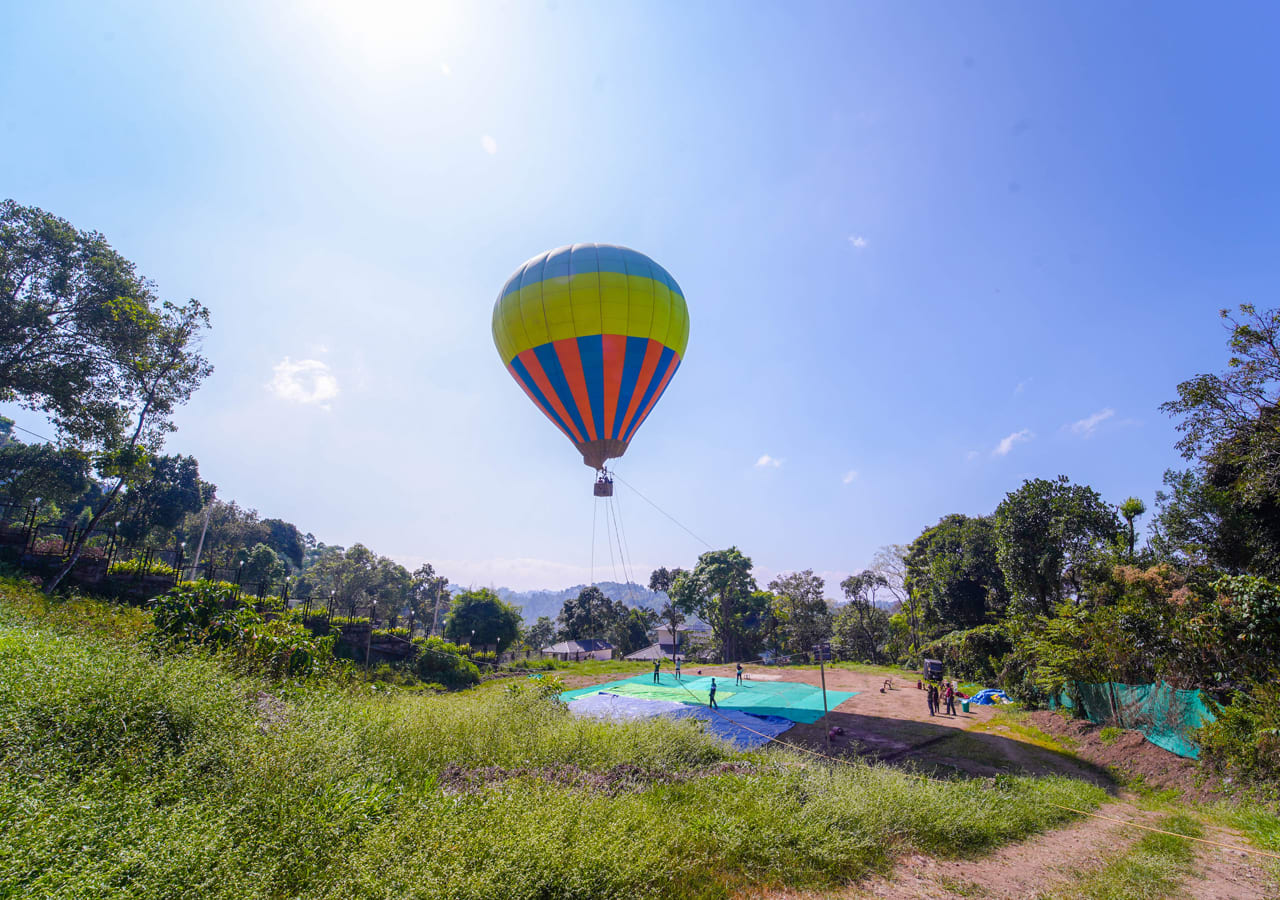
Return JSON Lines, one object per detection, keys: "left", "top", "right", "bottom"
{"left": 841, "top": 469, "right": 858, "bottom": 484}
{"left": 993, "top": 428, "right": 1033, "bottom": 457}
{"left": 440, "top": 61, "right": 451, "bottom": 76}
{"left": 268, "top": 357, "right": 339, "bottom": 410}
{"left": 755, "top": 454, "right": 783, "bottom": 469}
{"left": 1014, "top": 378, "right": 1031, "bottom": 396}
{"left": 1069, "top": 408, "right": 1115, "bottom": 438}
{"left": 481, "top": 135, "right": 497, "bottom": 154}
{"left": 966, "top": 450, "right": 980, "bottom": 461}
{"left": 848, "top": 235, "right": 868, "bottom": 249}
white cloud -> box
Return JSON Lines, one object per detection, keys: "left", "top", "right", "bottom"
{"left": 481, "top": 135, "right": 497, "bottom": 154}
{"left": 755, "top": 454, "right": 783, "bottom": 469}
{"left": 1069, "top": 408, "right": 1115, "bottom": 437}
{"left": 993, "top": 428, "right": 1033, "bottom": 457}
{"left": 440, "top": 61, "right": 451, "bottom": 76}
{"left": 848, "top": 235, "right": 868, "bottom": 249}
{"left": 267, "top": 357, "right": 339, "bottom": 410}
{"left": 966, "top": 450, "right": 980, "bottom": 461}
{"left": 842, "top": 469, "right": 858, "bottom": 484}
{"left": 1014, "top": 379, "right": 1030, "bottom": 396}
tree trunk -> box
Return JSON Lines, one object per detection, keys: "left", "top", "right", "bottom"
{"left": 45, "top": 474, "right": 127, "bottom": 593}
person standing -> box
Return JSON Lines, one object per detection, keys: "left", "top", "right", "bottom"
{"left": 652, "top": 658, "right": 661, "bottom": 684}
{"left": 927, "top": 683, "right": 937, "bottom": 716}
{"left": 708, "top": 678, "right": 719, "bottom": 709}
{"left": 944, "top": 681, "right": 956, "bottom": 716}
{"left": 674, "top": 657, "right": 682, "bottom": 680}
{"left": 735, "top": 662, "right": 744, "bottom": 685}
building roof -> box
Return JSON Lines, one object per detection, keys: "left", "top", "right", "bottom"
{"left": 542, "top": 639, "right": 613, "bottom": 654}
{"left": 624, "top": 642, "right": 684, "bottom": 661}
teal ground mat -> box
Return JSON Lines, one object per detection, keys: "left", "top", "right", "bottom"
{"left": 560, "top": 673, "right": 856, "bottom": 724}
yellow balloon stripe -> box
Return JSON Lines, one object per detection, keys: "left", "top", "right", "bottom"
{"left": 493, "top": 272, "right": 689, "bottom": 364}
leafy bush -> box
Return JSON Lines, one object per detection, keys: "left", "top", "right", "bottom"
{"left": 108, "top": 557, "right": 177, "bottom": 578}
{"left": 411, "top": 635, "right": 481, "bottom": 688}
{"left": 372, "top": 627, "right": 410, "bottom": 640}
{"left": 151, "top": 580, "right": 332, "bottom": 677}
{"left": 919, "top": 623, "right": 1011, "bottom": 684}
{"left": 1197, "top": 685, "right": 1280, "bottom": 798}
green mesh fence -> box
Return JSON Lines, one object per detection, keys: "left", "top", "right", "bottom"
{"left": 1052, "top": 681, "right": 1217, "bottom": 759}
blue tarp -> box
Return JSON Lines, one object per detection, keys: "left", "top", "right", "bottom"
{"left": 566, "top": 691, "right": 796, "bottom": 749}
{"left": 967, "top": 689, "right": 1009, "bottom": 706}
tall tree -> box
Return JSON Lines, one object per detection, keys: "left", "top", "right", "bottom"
{"left": 670, "top": 547, "right": 758, "bottom": 662}
{"left": 523, "top": 615, "right": 557, "bottom": 652}
{"left": 0, "top": 442, "right": 91, "bottom": 508}
{"left": 768, "top": 570, "right": 832, "bottom": 656}
{"left": 1119, "top": 496, "right": 1147, "bottom": 561}
{"left": 47, "top": 296, "right": 212, "bottom": 591}
{"left": 905, "top": 514, "right": 1008, "bottom": 628}
{"left": 993, "top": 477, "right": 1120, "bottom": 615}
{"left": 557, "top": 585, "right": 615, "bottom": 640}
{"left": 115, "top": 454, "right": 209, "bottom": 545}
{"left": 838, "top": 571, "right": 889, "bottom": 663}
{"left": 870, "top": 544, "right": 919, "bottom": 659}
{"left": 409, "top": 563, "right": 451, "bottom": 636}
{"left": 443, "top": 588, "right": 521, "bottom": 654}
{"left": 1161, "top": 304, "right": 1280, "bottom": 502}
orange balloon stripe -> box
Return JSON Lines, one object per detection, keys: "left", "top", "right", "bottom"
{"left": 617, "top": 340, "right": 664, "bottom": 441}
{"left": 553, "top": 337, "right": 598, "bottom": 441}
{"left": 627, "top": 354, "right": 680, "bottom": 443}
{"left": 600, "top": 334, "right": 627, "bottom": 442}
{"left": 516, "top": 348, "right": 587, "bottom": 445}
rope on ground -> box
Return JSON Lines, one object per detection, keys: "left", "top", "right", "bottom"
{"left": 658, "top": 667, "right": 1280, "bottom": 863}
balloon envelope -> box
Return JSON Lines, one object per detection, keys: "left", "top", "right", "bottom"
{"left": 492, "top": 244, "right": 689, "bottom": 469}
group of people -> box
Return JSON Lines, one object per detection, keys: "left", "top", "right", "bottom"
{"left": 926, "top": 680, "right": 957, "bottom": 716}
{"left": 650, "top": 658, "right": 745, "bottom": 710}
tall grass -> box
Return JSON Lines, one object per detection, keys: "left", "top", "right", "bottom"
{"left": 0, "top": 580, "right": 1107, "bottom": 899}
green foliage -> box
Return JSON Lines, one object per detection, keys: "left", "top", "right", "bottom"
{"left": 670, "top": 547, "right": 761, "bottom": 662}
{"left": 443, "top": 588, "right": 521, "bottom": 654}
{"left": 994, "top": 476, "right": 1120, "bottom": 614}
{"left": 1098, "top": 726, "right": 1122, "bottom": 745}
{"left": 1197, "top": 685, "right": 1280, "bottom": 797}
{"left": 151, "top": 579, "right": 331, "bottom": 677}
{"left": 906, "top": 514, "right": 1009, "bottom": 628}
{"left": 521, "top": 615, "right": 557, "bottom": 651}
{"left": 0, "top": 442, "right": 92, "bottom": 507}
{"left": 411, "top": 635, "right": 481, "bottom": 688}
{"left": 372, "top": 627, "right": 410, "bottom": 639}
{"left": 919, "top": 623, "right": 1011, "bottom": 685}
{"left": 239, "top": 541, "right": 285, "bottom": 585}
{"left": 0, "top": 582, "right": 1110, "bottom": 899}
{"left": 108, "top": 556, "right": 177, "bottom": 578}
{"left": 770, "top": 569, "right": 833, "bottom": 656}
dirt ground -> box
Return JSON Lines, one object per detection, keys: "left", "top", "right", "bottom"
{"left": 563, "top": 662, "right": 1278, "bottom": 898}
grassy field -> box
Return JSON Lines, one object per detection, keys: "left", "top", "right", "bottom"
{"left": 0, "top": 579, "right": 1115, "bottom": 899}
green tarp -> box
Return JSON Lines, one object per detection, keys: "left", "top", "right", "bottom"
{"left": 560, "top": 674, "right": 857, "bottom": 725}
{"left": 1052, "top": 681, "right": 1217, "bottom": 759}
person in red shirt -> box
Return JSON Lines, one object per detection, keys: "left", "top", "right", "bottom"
{"left": 944, "top": 681, "right": 956, "bottom": 716}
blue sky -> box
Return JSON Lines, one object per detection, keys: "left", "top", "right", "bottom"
{"left": 4, "top": 1, "right": 1279, "bottom": 593}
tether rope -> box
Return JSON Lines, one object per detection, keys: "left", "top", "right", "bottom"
{"left": 611, "top": 471, "right": 712, "bottom": 549}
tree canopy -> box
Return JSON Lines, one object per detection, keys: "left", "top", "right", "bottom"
{"left": 443, "top": 588, "right": 521, "bottom": 654}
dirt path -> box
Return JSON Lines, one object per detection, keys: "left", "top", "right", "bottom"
{"left": 850, "top": 800, "right": 1157, "bottom": 899}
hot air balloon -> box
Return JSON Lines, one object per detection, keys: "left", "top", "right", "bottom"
{"left": 492, "top": 244, "right": 689, "bottom": 490}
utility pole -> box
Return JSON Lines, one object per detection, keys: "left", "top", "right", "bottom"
{"left": 815, "top": 642, "right": 831, "bottom": 752}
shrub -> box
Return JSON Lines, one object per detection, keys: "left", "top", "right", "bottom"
{"left": 108, "top": 557, "right": 177, "bottom": 578}
{"left": 1197, "top": 685, "right": 1280, "bottom": 798}
{"left": 372, "top": 627, "right": 410, "bottom": 640}
{"left": 919, "top": 623, "right": 1011, "bottom": 684}
{"left": 151, "top": 580, "right": 332, "bottom": 677}
{"left": 412, "top": 635, "right": 481, "bottom": 688}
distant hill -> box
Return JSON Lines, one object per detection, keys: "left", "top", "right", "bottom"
{"left": 449, "top": 581, "right": 667, "bottom": 624}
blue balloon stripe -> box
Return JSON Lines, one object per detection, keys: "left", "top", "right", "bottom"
{"left": 578, "top": 334, "right": 606, "bottom": 445}
{"left": 509, "top": 356, "right": 576, "bottom": 442}
{"left": 623, "top": 346, "right": 676, "bottom": 443}
{"left": 613, "top": 336, "right": 649, "bottom": 440}
{"left": 501, "top": 243, "right": 683, "bottom": 301}
{"left": 532, "top": 343, "right": 591, "bottom": 443}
